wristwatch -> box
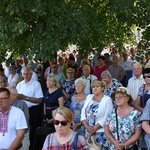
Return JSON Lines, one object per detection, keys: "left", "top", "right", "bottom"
{"left": 26, "top": 97, "right": 29, "bottom": 100}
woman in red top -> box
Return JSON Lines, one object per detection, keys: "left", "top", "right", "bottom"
{"left": 93, "top": 55, "right": 108, "bottom": 79}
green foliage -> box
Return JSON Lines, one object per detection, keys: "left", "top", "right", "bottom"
{"left": 0, "top": 0, "right": 149, "bottom": 62}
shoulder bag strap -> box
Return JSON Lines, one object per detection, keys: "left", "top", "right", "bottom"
{"left": 142, "top": 84, "right": 145, "bottom": 108}
{"left": 115, "top": 107, "right": 120, "bottom": 141}
{"left": 73, "top": 133, "right": 79, "bottom": 150}
{"left": 89, "top": 75, "right": 92, "bottom": 94}
{"left": 48, "top": 133, "right": 53, "bottom": 150}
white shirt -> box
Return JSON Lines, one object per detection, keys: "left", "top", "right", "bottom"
{"left": 0, "top": 106, "right": 27, "bottom": 149}
{"left": 127, "top": 75, "right": 145, "bottom": 100}
{"left": 16, "top": 79, "right": 43, "bottom": 108}
{"left": 81, "top": 75, "right": 97, "bottom": 94}
{"left": 81, "top": 94, "right": 113, "bottom": 132}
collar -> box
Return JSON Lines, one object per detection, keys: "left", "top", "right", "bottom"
{"left": 82, "top": 75, "right": 91, "bottom": 79}
{"left": 133, "top": 74, "right": 143, "bottom": 79}
{"left": 23, "top": 78, "right": 33, "bottom": 84}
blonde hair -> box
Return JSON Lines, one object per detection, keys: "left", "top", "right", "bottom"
{"left": 66, "top": 67, "right": 75, "bottom": 73}
{"left": 47, "top": 75, "right": 60, "bottom": 88}
{"left": 52, "top": 107, "right": 73, "bottom": 123}
{"left": 91, "top": 80, "right": 105, "bottom": 88}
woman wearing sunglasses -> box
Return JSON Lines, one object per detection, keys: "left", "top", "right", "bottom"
{"left": 133, "top": 67, "right": 150, "bottom": 112}
{"left": 42, "top": 107, "right": 89, "bottom": 150}
{"left": 104, "top": 87, "right": 142, "bottom": 150}
{"left": 81, "top": 80, "right": 113, "bottom": 149}
{"left": 133, "top": 67, "right": 150, "bottom": 149}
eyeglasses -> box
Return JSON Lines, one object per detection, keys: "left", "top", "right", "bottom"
{"left": 143, "top": 75, "right": 150, "bottom": 79}
{"left": 115, "top": 96, "right": 127, "bottom": 100}
{"left": 53, "top": 119, "right": 69, "bottom": 126}
{"left": 0, "top": 97, "right": 10, "bottom": 101}
{"left": 67, "top": 72, "right": 73, "bottom": 74}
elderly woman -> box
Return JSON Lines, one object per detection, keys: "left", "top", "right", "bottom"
{"left": 101, "top": 70, "right": 122, "bottom": 101}
{"left": 43, "top": 75, "right": 64, "bottom": 130}
{"left": 133, "top": 67, "right": 150, "bottom": 112}
{"left": 42, "top": 107, "right": 89, "bottom": 150}
{"left": 70, "top": 78, "right": 87, "bottom": 136}
{"left": 81, "top": 80, "right": 113, "bottom": 149}
{"left": 104, "top": 87, "right": 142, "bottom": 150}
{"left": 133, "top": 67, "right": 150, "bottom": 149}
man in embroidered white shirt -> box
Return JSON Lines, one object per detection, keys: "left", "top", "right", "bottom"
{"left": 0, "top": 88, "right": 27, "bottom": 150}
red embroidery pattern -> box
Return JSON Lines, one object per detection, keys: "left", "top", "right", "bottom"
{"left": 0, "top": 108, "right": 11, "bottom": 136}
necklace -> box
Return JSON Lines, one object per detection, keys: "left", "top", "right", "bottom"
{"left": 93, "top": 94, "right": 104, "bottom": 102}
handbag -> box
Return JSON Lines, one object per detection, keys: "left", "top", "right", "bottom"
{"left": 86, "top": 135, "right": 102, "bottom": 150}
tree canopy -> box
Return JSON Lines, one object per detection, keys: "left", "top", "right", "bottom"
{"left": 0, "top": 0, "right": 149, "bottom": 61}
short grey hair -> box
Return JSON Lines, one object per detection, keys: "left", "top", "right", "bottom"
{"left": 132, "top": 62, "right": 142, "bottom": 69}
{"left": 21, "top": 67, "right": 33, "bottom": 75}
{"left": 75, "top": 78, "right": 86, "bottom": 87}
{"left": 101, "top": 70, "right": 112, "bottom": 78}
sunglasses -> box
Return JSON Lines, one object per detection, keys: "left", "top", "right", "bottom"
{"left": 53, "top": 119, "right": 69, "bottom": 126}
{"left": 116, "top": 88, "right": 127, "bottom": 93}
{"left": 143, "top": 75, "right": 150, "bottom": 79}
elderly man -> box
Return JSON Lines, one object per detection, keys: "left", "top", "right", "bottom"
{"left": 127, "top": 62, "right": 145, "bottom": 101}
{"left": 0, "top": 88, "right": 27, "bottom": 150}
{"left": 16, "top": 67, "right": 43, "bottom": 150}
{"left": 80, "top": 65, "right": 97, "bottom": 94}
{"left": 108, "top": 54, "right": 125, "bottom": 83}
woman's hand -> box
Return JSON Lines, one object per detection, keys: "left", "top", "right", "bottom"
{"left": 85, "top": 125, "right": 96, "bottom": 135}
{"left": 114, "top": 141, "right": 125, "bottom": 150}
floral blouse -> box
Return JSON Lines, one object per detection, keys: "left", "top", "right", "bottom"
{"left": 105, "top": 108, "right": 141, "bottom": 149}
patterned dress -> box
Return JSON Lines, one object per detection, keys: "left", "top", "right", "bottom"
{"left": 70, "top": 94, "right": 86, "bottom": 136}
{"left": 85, "top": 100, "right": 109, "bottom": 147}
{"left": 104, "top": 78, "right": 122, "bottom": 97}
{"left": 105, "top": 108, "right": 141, "bottom": 150}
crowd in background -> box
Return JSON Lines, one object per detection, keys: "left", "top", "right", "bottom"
{"left": 0, "top": 45, "right": 150, "bottom": 150}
